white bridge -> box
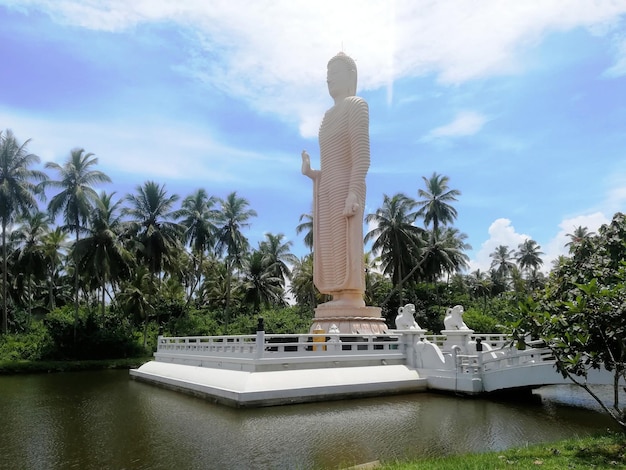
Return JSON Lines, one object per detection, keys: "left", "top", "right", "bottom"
{"left": 130, "top": 329, "right": 617, "bottom": 407}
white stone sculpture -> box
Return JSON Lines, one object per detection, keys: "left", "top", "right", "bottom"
{"left": 302, "top": 52, "right": 369, "bottom": 309}
{"left": 443, "top": 305, "right": 469, "bottom": 330}
{"left": 395, "top": 304, "right": 421, "bottom": 330}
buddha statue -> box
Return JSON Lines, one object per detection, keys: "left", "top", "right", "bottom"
{"left": 302, "top": 52, "right": 370, "bottom": 309}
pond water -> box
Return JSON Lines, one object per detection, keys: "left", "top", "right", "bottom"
{"left": 0, "top": 369, "right": 620, "bottom": 469}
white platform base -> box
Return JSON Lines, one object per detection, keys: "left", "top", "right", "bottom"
{"left": 130, "top": 361, "right": 427, "bottom": 407}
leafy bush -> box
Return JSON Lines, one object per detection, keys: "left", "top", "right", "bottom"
{"left": 0, "top": 321, "right": 52, "bottom": 361}
{"left": 44, "top": 306, "right": 144, "bottom": 360}
{"left": 461, "top": 307, "right": 502, "bottom": 333}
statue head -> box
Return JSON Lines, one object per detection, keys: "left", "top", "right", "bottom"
{"left": 327, "top": 52, "right": 357, "bottom": 99}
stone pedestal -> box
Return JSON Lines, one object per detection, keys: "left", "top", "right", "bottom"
{"left": 310, "top": 305, "right": 388, "bottom": 335}
{"left": 441, "top": 329, "right": 475, "bottom": 354}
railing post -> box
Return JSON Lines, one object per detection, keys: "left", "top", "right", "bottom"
{"left": 255, "top": 317, "right": 265, "bottom": 359}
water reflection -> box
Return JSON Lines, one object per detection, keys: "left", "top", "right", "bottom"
{"left": 0, "top": 370, "right": 619, "bottom": 469}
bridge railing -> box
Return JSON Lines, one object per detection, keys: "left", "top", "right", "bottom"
{"left": 156, "top": 333, "right": 404, "bottom": 360}
{"left": 423, "top": 333, "right": 512, "bottom": 350}
{"left": 451, "top": 346, "right": 555, "bottom": 374}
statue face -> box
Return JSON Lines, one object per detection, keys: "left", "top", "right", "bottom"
{"left": 327, "top": 60, "right": 353, "bottom": 100}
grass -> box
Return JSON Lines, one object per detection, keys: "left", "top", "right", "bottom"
{"left": 378, "top": 432, "right": 626, "bottom": 469}
{"left": 0, "top": 356, "right": 152, "bottom": 374}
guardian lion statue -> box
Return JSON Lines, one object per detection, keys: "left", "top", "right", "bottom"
{"left": 443, "top": 305, "right": 469, "bottom": 330}
{"left": 395, "top": 304, "right": 421, "bottom": 330}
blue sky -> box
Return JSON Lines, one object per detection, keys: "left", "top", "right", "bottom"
{"left": 1, "top": 1, "right": 625, "bottom": 273}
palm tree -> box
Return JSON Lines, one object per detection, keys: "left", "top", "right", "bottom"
{"left": 117, "top": 265, "right": 154, "bottom": 348}
{"left": 0, "top": 130, "right": 47, "bottom": 333}
{"left": 363, "top": 251, "right": 381, "bottom": 305}
{"left": 12, "top": 210, "right": 49, "bottom": 316}
{"left": 241, "top": 250, "right": 285, "bottom": 313}
{"left": 258, "top": 232, "right": 298, "bottom": 288}
{"left": 123, "top": 181, "right": 182, "bottom": 281}
{"left": 515, "top": 238, "right": 544, "bottom": 277}
{"left": 489, "top": 245, "right": 516, "bottom": 282}
{"left": 415, "top": 172, "right": 460, "bottom": 233}
{"left": 215, "top": 192, "right": 257, "bottom": 326}
{"left": 74, "top": 191, "right": 131, "bottom": 316}
{"left": 45, "top": 148, "right": 111, "bottom": 337}
{"left": 296, "top": 213, "right": 313, "bottom": 252}
{"left": 289, "top": 254, "right": 317, "bottom": 309}
{"left": 175, "top": 188, "right": 219, "bottom": 305}
{"left": 365, "top": 193, "right": 423, "bottom": 304}
{"left": 419, "top": 227, "right": 471, "bottom": 282}
{"left": 565, "top": 226, "right": 594, "bottom": 253}
{"left": 468, "top": 269, "right": 492, "bottom": 313}
{"left": 42, "top": 227, "right": 68, "bottom": 310}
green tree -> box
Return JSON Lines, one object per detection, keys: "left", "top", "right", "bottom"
{"left": 124, "top": 181, "right": 182, "bottom": 280}
{"left": 45, "top": 148, "right": 111, "bottom": 338}
{"left": 420, "top": 227, "right": 470, "bottom": 282}
{"left": 258, "top": 232, "right": 297, "bottom": 288}
{"left": 365, "top": 193, "right": 423, "bottom": 304}
{"left": 489, "top": 245, "right": 515, "bottom": 283}
{"left": 42, "top": 227, "right": 68, "bottom": 310}
{"left": 289, "top": 254, "right": 317, "bottom": 309}
{"left": 241, "top": 250, "right": 285, "bottom": 313}
{"left": 74, "top": 191, "right": 131, "bottom": 316}
{"left": 565, "top": 225, "right": 594, "bottom": 253}
{"left": 296, "top": 213, "right": 313, "bottom": 252}
{"left": 514, "top": 213, "right": 626, "bottom": 431}
{"left": 415, "top": 172, "right": 460, "bottom": 233}
{"left": 215, "top": 191, "right": 257, "bottom": 326}
{"left": 12, "top": 210, "right": 49, "bottom": 316}
{"left": 0, "top": 130, "right": 46, "bottom": 333}
{"left": 175, "top": 188, "right": 219, "bottom": 305}
{"left": 515, "top": 238, "right": 544, "bottom": 277}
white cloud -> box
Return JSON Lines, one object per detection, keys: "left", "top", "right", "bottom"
{"left": 543, "top": 212, "right": 610, "bottom": 266}
{"left": 4, "top": 0, "right": 626, "bottom": 136}
{"left": 0, "top": 107, "right": 293, "bottom": 187}
{"left": 423, "top": 111, "right": 488, "bottom": 141}
{"left": 468, "top": 218, "right": 530, "bottom": 273}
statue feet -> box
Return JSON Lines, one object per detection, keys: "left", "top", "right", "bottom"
{"left": 318, "top": 291, "right": 365, "bottom": 309}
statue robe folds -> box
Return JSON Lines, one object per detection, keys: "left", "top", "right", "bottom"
{"left": 313, "top": 96, "right": 369, "bottom": 297}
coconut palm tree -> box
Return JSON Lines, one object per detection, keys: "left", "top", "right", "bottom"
{"left": 565, "top": 226, "right": 595, "bottom": 253}
{"left": 415, "top": 172, "right": 460, "bottom": 233}
{"left": 0, "top": 130, "right": 47, "bottom": 333}
{"left": 123, "top": 181, "right": 182, "bottom": 281}
{"left": 74, "top": 191, "right": 131, "bottom": 316}
{"left": 489, "top": 245, "right": 516, "bottom": 282}
{"left": 296, "top": 213, "right": 313, "bottom": 252}
{"left": 175, "top": 188, "right": 219, "bottom": 305}
{"left": 241, "top": 250, "right": 285, "bottom": 313}
{"left": 215, "top": 191, "right": 257, "bottom": 325}
{"left": 117, "top": 265, "right": 154, "bottom": 348}
{"left": 365, "top": 193, "right": 423, "bottom": 304}
{"left": 468, "top": 269, "right": 492, "bottom": 313}
{"left": 12, "top": 210, "right": 49, "bottom": 317}
{"left": 419, "top": 227, "right": 471, "bottom": 282}
{"left": 258, "top": 232, "right": 298, "bottom": 288}
{"left": 41, "top": 227, "right": 68, "bottom": 310}
{"left": 515, "top": 238, "right": 544, "bottom": 277}
{"left": 45, "top": 148, "right": 111, "bottom": 337}
{"left": 289, "top": 254, "right": 317, "bottom": 309}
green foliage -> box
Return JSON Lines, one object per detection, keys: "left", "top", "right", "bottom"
{"left": 461, "top": 307, "right": 502, "bottom": 333}
{"left": 258, "top": 306, "right": 313, "bottom": 334}
{"left": 44, "top": 306, "right": 144, "bottom": 360}
{"left": 381, "top": 432, "right": 626, "bottom": 469}
{"left": 165, "top": 308, "right": 223, "bottom": 337}
{"left": 513, "top": 213, "right": 626, "bottom": 432}
{"left": 0, "top": 320, "right": 52, "bottom": 361}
